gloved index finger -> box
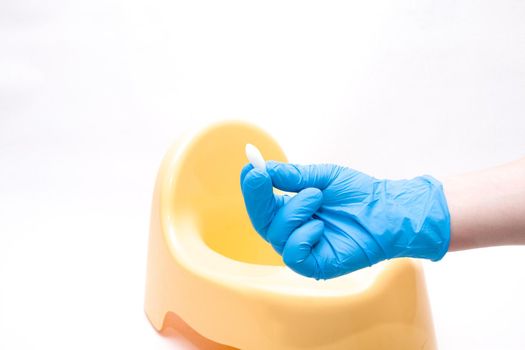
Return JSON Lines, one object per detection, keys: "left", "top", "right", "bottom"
{"left": 240, "top": 163, "right": 254, "bottom": 186}
{"left": 241, "top": 167, "right": 279, "bottom": 239}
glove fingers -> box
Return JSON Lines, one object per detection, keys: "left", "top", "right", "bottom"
{"left": 241, "top": 168, "right": 279, "bottom": 238}
{"left": 282, "top": 219, "right": 324, "bottom": 279}
{"left": 310, "top": 229, "right": 375, "bottom": 279}
{"left": 266, "top": 161, "right": 335, "bottom": 192}
{"left": 266, "top": 187, "right": 323, "bottom": 254}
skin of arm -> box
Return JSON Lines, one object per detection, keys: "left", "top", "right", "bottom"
{"left": 442, "top": 157, "right": 525, "bottom": 251}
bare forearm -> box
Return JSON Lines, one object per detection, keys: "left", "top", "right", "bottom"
{"left": 442, "top": 157, "right": 525, "bottom": 251}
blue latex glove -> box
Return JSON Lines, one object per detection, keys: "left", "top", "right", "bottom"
{"left": 240, "top": 161, "right": 450, "bottom": 280}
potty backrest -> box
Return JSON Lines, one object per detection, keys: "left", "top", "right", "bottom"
{"left": 169, "top": 122, "right": 287, "bottom": 266}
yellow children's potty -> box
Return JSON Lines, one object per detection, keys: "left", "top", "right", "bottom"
{"left": 144, "top": 121, "right": 438, "bottom": 350}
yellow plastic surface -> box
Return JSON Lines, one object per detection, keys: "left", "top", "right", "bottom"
{"left": 144, "top": 121, "right": 438, "bottom": 350}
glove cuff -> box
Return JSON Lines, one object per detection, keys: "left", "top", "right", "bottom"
{"left": 420, "top": 175, "right": 451, "bottom": 262}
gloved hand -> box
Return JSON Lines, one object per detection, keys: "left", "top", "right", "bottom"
{"left": 240, "top": 161, "right": 450, "bottom": 280}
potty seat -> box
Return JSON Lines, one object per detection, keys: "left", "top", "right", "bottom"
{"left": 144, "top": 121, "right": 437, "bottom": 350}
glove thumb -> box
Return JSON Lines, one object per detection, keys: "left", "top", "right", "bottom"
{"left": 266, "top": 161, "right": 336, "bottom": 192}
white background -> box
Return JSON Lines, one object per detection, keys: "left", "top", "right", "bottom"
{"left": 1, "top": 0, "right": 524, "bottom": 349}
